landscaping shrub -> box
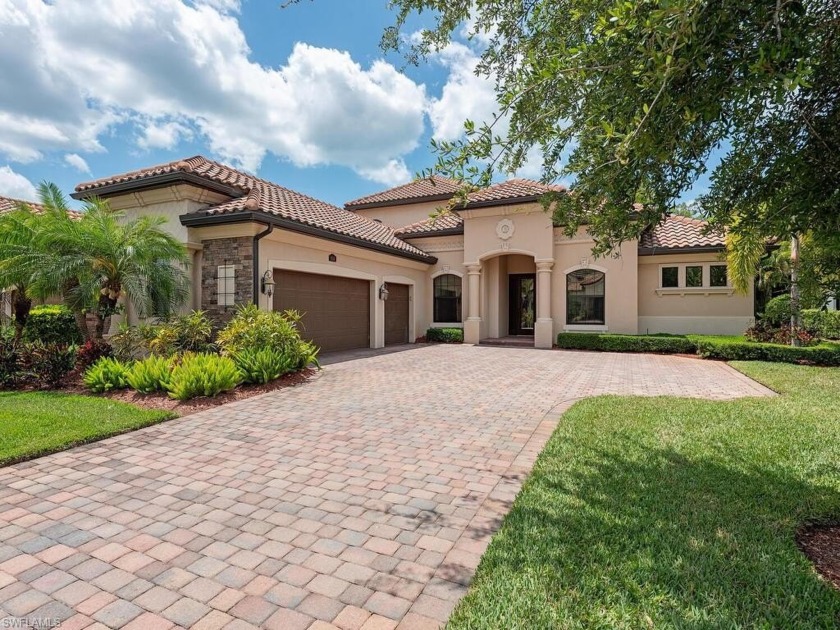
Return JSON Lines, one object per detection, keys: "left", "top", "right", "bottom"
{"left": 19, "top": 342, "right": 77, "bottom": 387}
{"left": 233, "top": 347, "right": 295, "bottom": 384}
{"left": 802, "top": 309, "right": 840, "bottom": 340}
{"left": 148, "top": 311, "right": 215, "bottom": 356}
{"left": 426, "top": 327, "right": 464, "bottom": 343}
{"left": 216, "top": 305, "right": 318, "bottom": 368}
{"left": 22, "top": 305, "right": 82, "bottom": 345}
{"left": 110, "top": 322, "right": 160, "bottom": 361}
{"left": 745, "top": 322, "right": 816, "bottom": 346}
{"left": 556, "top": 333, "right": 697, "bottom": 354}
{"left": 0, "top": 337, "right": 20, "bottom": 388}
{"left": 695, "top": 337, "right": 840, "bottom": 366}
{"left": 165, "top": 353, "right": 242, "bottom": 401}
{"left": 83, "top": 357, "right": 133, "bottom": 393}
{"left": 76, "top": 339, "right": 114, "bottom": 370}
{"left": 762, "top": 294, "right": 792, "bottom": 326}
{"left": 127, "top": 355, "right": 173, "bottom": 394}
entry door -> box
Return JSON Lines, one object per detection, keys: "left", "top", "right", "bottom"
{"left": 384, "top": 283, "right": 410, "bottom": 345}
{"left": 509, "top": 274, "right": 536, "bottom": 336}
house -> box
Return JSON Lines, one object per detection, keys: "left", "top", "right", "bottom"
{"left": 71, "top": 156, "right": 754, "bottom": 351}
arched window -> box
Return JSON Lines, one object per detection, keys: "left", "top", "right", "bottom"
{"left": 434, "top": 274, "right": 462, "bottom": 323}
{"left": 566, "top": 269, "right": 605, "bottom": 325}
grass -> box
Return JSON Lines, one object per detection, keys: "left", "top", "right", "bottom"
{"left": 448, "top": 362, "right": 840, "bottom": 629}
{"left": 0, "top": 392, "right": 175, "bottom": 466}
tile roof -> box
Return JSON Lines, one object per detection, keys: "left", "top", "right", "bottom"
{"left": 74, "top": 156, "right": 433, "bottom": 261}
{"left": 0, "top": 195, "right": 41, "bottom": 214}
{"left": 395, "top": 213, "right": 464, "bottom": 237}
{"left": 639, "top": 215, "right": 726, "bottom": 251}
{"left": 465, "top": 179, "right": 566, "bottom": 205}
{"left": 344, "top": 176, "right": 462, "bottom": 209}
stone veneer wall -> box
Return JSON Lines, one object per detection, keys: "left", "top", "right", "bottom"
{"left": 200, "top": 236, "right": 254, "bottom": 323}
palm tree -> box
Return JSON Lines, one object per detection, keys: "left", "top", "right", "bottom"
{"left": 0, "top": 207, "right": 43, "bottom": 341}
{"left": 0, "top": 183, "right": 190, "bottom": 340}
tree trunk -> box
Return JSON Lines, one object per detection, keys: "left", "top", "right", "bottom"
{"left": 790, "top": 234, "right": 802, "bottom": 347}
{"left": 11, "top": 289, "right": 32, "bottom": 343}
{"left": 73, "top": 309, "right": 91, "bottom": 341}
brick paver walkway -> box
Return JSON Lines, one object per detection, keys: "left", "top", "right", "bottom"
{"left": 0, "top": 346, "right": 773, "bottom": 629}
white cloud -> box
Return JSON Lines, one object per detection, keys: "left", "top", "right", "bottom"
{"left": 0, "top": 0, "right": 426, "bottom": 185}
{"left": 0, "top": 165, "right": 37, "bottom": 200}
{"left": 64, "top": 153, "right": 91, "bottom": 174}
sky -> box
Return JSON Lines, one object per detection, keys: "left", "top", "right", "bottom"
{"left": 0, "top": 0, "right": 714, "bottom": 208}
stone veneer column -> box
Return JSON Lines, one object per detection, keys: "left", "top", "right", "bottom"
{"left": 200, "top": 236, "right": 254, "bottom": 324}
{"left": 464, "top": 264, "right": 482, "bottom": 344}
{"left": 535, "top": 260, "right": 554, "bottom": 349}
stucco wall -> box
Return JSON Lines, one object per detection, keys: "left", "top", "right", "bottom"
{"left": 404, "top": 235, "right": 466, "bottom": 329}
{"left": 553, "top": 229, "right": 639, "bottom": 335}
{"left": 637, "top": 252, "right": 754, "bottom": 334}
{"left": 352, "top": 199, "right": 451, "bottom": 230}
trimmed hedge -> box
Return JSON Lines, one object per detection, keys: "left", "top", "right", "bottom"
{"left": 555, "top": 333, "right": 697, "bottom": 354}
{"left": 802, "top": 309, "right": 840, "bottom": 340}
{"left": 23, "top": 305, "right": 82, "bottom": 345}
{"left": 426, "top": 327, "right": 464, "bottom": 343}
{"left": 695, "top": 338, "right": 840, "bottom": 366}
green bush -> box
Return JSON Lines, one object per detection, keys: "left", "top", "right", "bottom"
{"left": 110, "top": 322, "right": 160, "bottom": 361}
{"left": 0, "top": 337, "right": 20, "bottom": 388}
{"left": 695, "top": 338, "right": 840, "bottom": 366}
{"left": 232, "top": 347, "right": 295, "bottom": 384}
{"left": 127, "top": 355, "right": 173, "bottom": 394}
{"left": 762, "top": 294, "right": 792, "bottom": 326}
{"left": 426, "top": 327, "right": 464, "bottom": 343}
{"left": 149, "top": 311, "right": 215, "bottom": 356}
{"left": 18, "top": 342, "right": 77, "bottom": 387}
{"left": 555, "top": 333, "right": 697, "bottom": 354}
{"left": 802, "top": 309, "right": 840, "bottom": 340}
{"left": 83, "top": 357, "right": 133, "bottom": 393}
{"left": 216, "top": 305, "right": 318, "bottom": 369}
{"left": 165, "top": 353, "right": 242, "bottom": 401}
{"left": 22, "top": 305, "right": 82, "bottom": 344}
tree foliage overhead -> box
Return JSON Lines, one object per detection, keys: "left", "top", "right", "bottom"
{"left": 383, "top": 0, "right": 840, "bottom": 255}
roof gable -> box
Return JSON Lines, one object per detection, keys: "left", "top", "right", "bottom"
{"left": 345, "top": 176, "right": 462, "bottom": 210}
{"left": 639, "top": 215, "right": 726, "bottom": 253}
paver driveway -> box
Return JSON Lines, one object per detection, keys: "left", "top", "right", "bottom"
{"left": 0, "top": 346, "right": 773, "bottom": 629}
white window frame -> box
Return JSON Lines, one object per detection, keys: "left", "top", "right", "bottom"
{"left": 217, "top": 265, "right": 236, "bottom": 306}
{"left": 656, "top": 262, "right": 734, "bottom": 296}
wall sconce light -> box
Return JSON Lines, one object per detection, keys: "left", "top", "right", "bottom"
{"left": 379, "top": 282, "right": 389, "bottom": 301}
{"left": 260, "top": 270, "right": 275, "bottom": 298}
{"left": 329, "top": 254, "right": 337, "bottom": 262}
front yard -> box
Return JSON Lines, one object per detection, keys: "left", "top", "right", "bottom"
{"left": 0, "top": 392, "right": 174, "bottom": 465}
{"left": 449, "top": 362, "right": 840, "bottom": 628}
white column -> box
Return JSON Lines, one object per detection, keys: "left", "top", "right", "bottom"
{"left": 535, "top": 261, "right": 554, "bottom": 348}
{"left": 464, "top": 264, "right": 482, "bottom": 344}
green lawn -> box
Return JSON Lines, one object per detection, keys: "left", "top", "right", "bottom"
{"left": 448, "top": 362, "right": 840, "bottom": 629}
{"left": 0, "top": 392, "right": 175, "bottom": 465}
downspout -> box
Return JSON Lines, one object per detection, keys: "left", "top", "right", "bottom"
{"left": 252, "top": 222, "right": 274, "bottom": 306}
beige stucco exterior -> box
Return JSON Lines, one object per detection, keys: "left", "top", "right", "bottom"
{"left": 103, "top": 181, "right": 754, "bottom": 350}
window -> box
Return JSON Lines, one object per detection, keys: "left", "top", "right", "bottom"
{"left": 217, "top": 265, "right": 235, "bottom": 306}
{"left": 433, "top": 274, "right": 462, "bottom": 322}
{"left": 661, "top": 266, "right": 679, "bottom": 288}
{"left": 686, "top": 265, "right": 703, "bottom": 287}
{"left": 567, "top": 269, "right": 605, "bottom": 325}
{"left": 710, "top": 264, "right": 728, "bottom": 287}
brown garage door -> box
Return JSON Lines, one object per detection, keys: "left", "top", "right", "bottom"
{"left": 384, "top": 283, "right": 410, "bottom": 346}
{"left": 273, "top": 270, "right": 370, "bottom": 352}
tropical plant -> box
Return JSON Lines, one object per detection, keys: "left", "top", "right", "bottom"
{"left": 83, "top": 357, "right": 133, "bottom": 393}
{"left": 127, "top": 355, "right": 173, "bottom": 394}
{"left": 0, "top": 206, "right": 44, "bottom": 341}
{"left": 216, "top": 305, "right": 318, "bottom": 368}
{"left": 2, "top": 183, "right": 189, "bottom": 340}
{"left": 18, "top": 342, "right": 77, "bottom": 388}
{"left": 148, "top": 311, "right": 214, "bottom": 356}
{"left": 165, "top": 353, "right": 241, "bottom": 401}
{"left": 232, "top": 347, "right": 295, "bottom": 385}
{"left": 75, "top": 339, "right": 114, "bottom": 371}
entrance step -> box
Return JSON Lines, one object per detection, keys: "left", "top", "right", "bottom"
{"left": 481, "top": 336, "right": 535, "bottom": 347}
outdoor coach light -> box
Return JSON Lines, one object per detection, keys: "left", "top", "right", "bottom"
{"left": 379, "top": 282, "right": 389, "bottom": 301}
{"left": 261, "top": 270, "right": 275, "bottom": 298}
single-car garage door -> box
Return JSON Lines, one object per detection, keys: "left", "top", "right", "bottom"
{"left": 273, "top": 270, "right": 370, "bottom": 352}
{"left": 384, "top": 283, "right": 410, "bottom": 346}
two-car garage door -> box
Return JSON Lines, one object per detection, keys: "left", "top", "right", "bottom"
{"left": 273, "top": 270, "right": 409, "bottom": 352}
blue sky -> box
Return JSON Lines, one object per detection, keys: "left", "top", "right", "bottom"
{"left": 0, "top": 0, "right": 713, "bottom": 208}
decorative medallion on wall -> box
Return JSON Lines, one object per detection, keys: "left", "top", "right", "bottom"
{"left": 496, "top": 218, "right": 515, "bottom": 240}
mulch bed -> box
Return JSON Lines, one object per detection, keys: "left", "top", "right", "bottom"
{"left": 797, "top": 523, "right": 840, "bottom": 591}
{"left": 56, "top": 368, "right": 317, "bottom": 417}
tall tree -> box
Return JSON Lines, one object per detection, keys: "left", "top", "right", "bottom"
{"left": 0, "top": 208, "right": 42, "bottom": 340}
{"left": 381, "top": 0, "right": 839, "bottom": 258}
